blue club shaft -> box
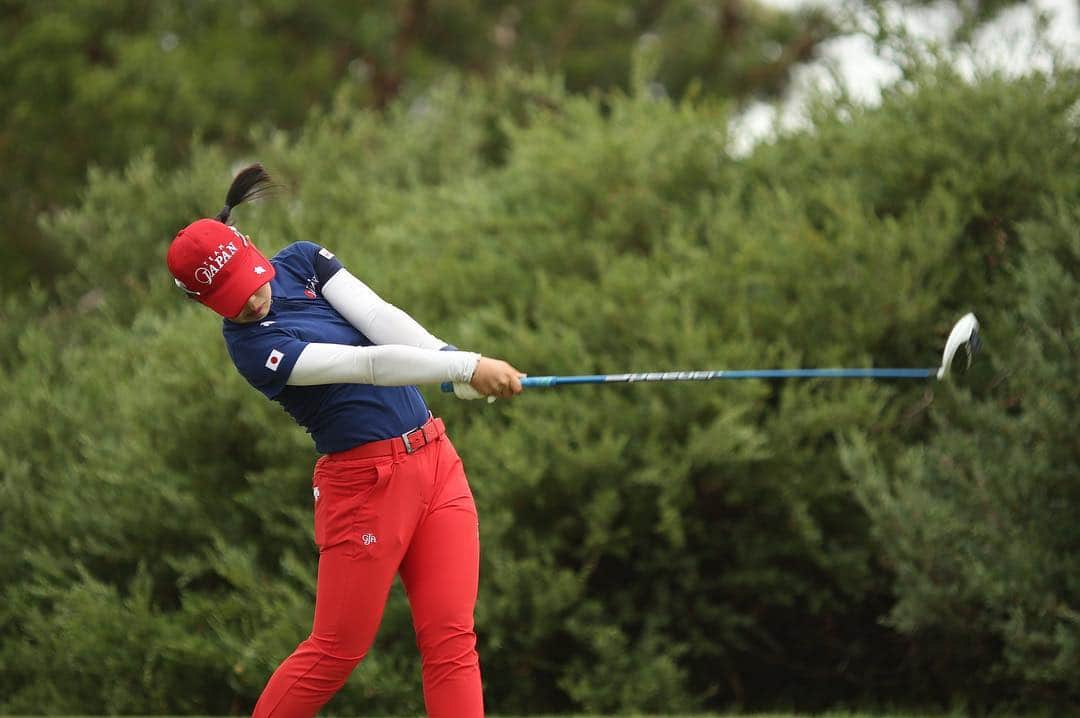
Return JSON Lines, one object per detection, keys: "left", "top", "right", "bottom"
{"left": 440, "top": 367, "right": 937, "bottom": 393}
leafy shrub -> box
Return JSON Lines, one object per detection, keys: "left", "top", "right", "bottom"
{"left": 2, "top": 64, "right": 1077, "bottom": 713}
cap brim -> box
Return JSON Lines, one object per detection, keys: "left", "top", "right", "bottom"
{"left": 201, "top": 244, "right": 276, "bottom": 318}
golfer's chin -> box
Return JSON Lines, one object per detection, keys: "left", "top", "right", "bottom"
{"left": 230, "top": 301, "right": 270, "bottom": 323}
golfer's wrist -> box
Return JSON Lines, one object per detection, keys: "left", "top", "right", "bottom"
{"left": 441, "top": 344, "right": 481, "bottom": 384}
{"left": 453, "top": 352, "right": 481, "bottom": 384}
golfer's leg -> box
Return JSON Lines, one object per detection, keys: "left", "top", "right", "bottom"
{"left": 399, "top": 451, "right": 483, "bottom": 718}
{"left": 251, "top": 541, "right": 399, "bottom": 718}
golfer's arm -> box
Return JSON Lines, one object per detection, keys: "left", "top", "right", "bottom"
{"left": 287, "top": 343, "right": 479, "bottom": 387}
{"left": 322, "top": 269, "right": 449, "bottom": 350}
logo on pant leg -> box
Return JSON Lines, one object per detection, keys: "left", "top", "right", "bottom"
{"left": 361, "top": 532, "right": 377, "bottom": 546}
{"left": 313, "top": 486, "right": 320, "bottom": 502}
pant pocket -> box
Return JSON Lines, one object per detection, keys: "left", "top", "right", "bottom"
{"left": 313, "top": 459, "right": 393, "bottom": 552}
{"left": 349, "top": 460, "right": 398, "bottom": 559}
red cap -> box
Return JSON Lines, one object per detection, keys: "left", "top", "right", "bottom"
{"left": 166, "top": 219, "right": 275, "bottom": 318}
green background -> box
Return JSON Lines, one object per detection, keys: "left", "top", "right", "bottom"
{"left": 1, "top": 1, "right": 1076, "bottom": 715}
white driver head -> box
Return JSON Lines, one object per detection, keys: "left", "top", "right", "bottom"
{"left": 937, "top": 313, "right": 981, "bottom": 379}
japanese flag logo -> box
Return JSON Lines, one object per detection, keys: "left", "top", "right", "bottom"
{"left": 265, "top": 349, "right": 285, "bottom": 371}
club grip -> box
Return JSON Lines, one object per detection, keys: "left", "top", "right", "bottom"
{"left": 441, "top": 377, "right": 546, "bottom": 393}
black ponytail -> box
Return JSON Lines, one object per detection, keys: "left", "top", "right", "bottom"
{"left": 215, "top": 163, "right": 279, "bottom": 223}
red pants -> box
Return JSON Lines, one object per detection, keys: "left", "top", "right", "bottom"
{"left": 252, "top": 419, "right": 483, "bottom": 717}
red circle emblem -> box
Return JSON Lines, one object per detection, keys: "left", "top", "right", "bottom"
{"left": 304, "top": 289, "right": 316, "bottom": 299}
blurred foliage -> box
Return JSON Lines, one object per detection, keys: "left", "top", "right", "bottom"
{"left": 2, "top": 51, "right": 1077, "bottom": 714}
{"left": 887, "top": 0, "right": 1039, "bottom": 42}
{"left": 842, "top": 203, "right": 1080, "bottom": 709}
{"left": 0, "top": 0, "right": 838, "bottom": 294}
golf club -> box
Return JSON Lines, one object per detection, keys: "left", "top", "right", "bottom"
{"left": 441, "top": 313, "right": 981, "bottom": 393}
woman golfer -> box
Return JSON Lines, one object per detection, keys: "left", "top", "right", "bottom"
{"left": 167, "top": 164, "right": 523, "bottom": 717}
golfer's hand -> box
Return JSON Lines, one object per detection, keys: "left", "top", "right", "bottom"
{"left": 469, "top": 357, "right": 525, "bottom": 399}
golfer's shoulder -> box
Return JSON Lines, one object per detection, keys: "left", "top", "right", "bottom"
{"left": 221, "top": 318, "right": 300, "bottom": 376}
{"left": 273, "top": 241, "right": 344, "bottom": 286}
{"left": 272, "top": 240, "right": 322, "bottom": 267}
{"left": 221, "top": 313, "right": 293, "bottom": 347}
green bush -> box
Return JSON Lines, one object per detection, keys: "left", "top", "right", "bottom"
{"left": 0, "top": 0, "right": 838, "bottom": 293}
{"left": 843, "top": 202, "right": 1080, "bottom": 711}
{"left": 2, "top": 64, "right": 1077, "bottom": 713}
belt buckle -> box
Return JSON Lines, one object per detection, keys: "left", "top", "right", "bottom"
{"left": 401, "top": 426, "right": 423, "bottom": 454}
